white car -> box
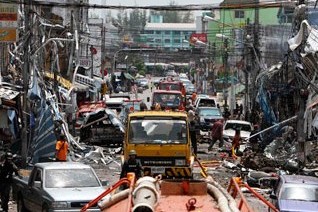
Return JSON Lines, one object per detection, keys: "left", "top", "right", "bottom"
{"left": 223, "top": 120, "right": 253, "bottom": 152}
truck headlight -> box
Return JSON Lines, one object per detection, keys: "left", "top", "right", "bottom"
{"left": 175, "top": 159, "right": 186, "bottom": 166}
{"left": 51, "top": 201, "right": 68, "bottom": 208}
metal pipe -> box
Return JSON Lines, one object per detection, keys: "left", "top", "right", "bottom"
{"left": 132, "top": 176, "right": 160, "bottom": 212}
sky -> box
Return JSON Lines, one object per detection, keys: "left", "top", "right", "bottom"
{"left": 102, "top": 0, "right": 221, "bottom": 6}
{"left": 90, "top": 0, "right": 223, "bottom": 17}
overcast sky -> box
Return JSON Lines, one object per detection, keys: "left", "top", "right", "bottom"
{"left": 90, "top": 0, "right": 222, "bottom": 17}
{"left": 101, "top": 0, "right": 221, "bottom": 6}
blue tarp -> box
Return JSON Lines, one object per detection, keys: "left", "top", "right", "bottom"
{"left": 257, "top": 84, "right": 277, "bottom": 125}
{"left": 29, "top": 102, "right": 57, "bottom": 163}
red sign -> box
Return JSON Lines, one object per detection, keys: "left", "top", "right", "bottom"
{"left": 90, "top": 46, "right": 97, "bottom": 55}
{"left": 189, "top": 33, "right": 207, "bottom": 44}
{"left": 100, "top": 69, "right": 108, "bottom": 76}
{"left": 0, "top": 13, "right": 17, "bottom": 21}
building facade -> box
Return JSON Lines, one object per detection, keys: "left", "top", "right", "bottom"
{"left": 140, "top": 19, "right": 196, "bottom": 51}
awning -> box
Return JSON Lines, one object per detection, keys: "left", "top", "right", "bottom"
{"left": 0, "top": 87, "right": 20, "bottom": 100}
{"left": 123, "top": 72, "right": 134, "bottom": 80}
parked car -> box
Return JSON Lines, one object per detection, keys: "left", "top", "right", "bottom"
{"left": 197, "top": 107, "right": 224, "bottom": 132}
{"left": 185, "top": 83, "right": 196, "bottom": 95}
{"left": 13, "top": 162, "right": 107, "bottom": 212}
{"left": 222, "top": 120, "right": 253, "bottom": 152}
{"left": 270, "top": 174, "right": 318, "bottom": 212}
{"left": 135, "top": 78, "right": 149, "bottom": 89}
{"left": 194, "top": 96, "right": 218, "bottom": 108}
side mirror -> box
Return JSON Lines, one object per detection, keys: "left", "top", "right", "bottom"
{"left": 34, "top": 181, "right": 41, "bottom": 188}
{"left": 269, "top": 193, "right": 277, "bottom": 200}
{"left": 147, "top": 97, "right": 150, "bottom": 102}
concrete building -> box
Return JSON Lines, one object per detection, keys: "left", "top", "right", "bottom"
{"left": 140, "top": 15, "right": 196, "bottom": 51}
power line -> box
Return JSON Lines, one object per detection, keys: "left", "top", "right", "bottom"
{"left": 0, "top": 0, "right": 297, "bottom": 11}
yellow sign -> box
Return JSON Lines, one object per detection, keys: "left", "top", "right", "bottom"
{"left": 0, "top": 28, "right": 16, "bottom": 42}
{"left": 44, "top": 72, "right": 72, "bottom": 89}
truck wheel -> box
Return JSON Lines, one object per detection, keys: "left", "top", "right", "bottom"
{"left": 17, "top": 196, "right": 27, "bottom": 212}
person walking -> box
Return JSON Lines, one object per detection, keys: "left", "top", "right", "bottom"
{"left": 189, "top": 120, "right": 198, "bottom": 156}
{"left": 231, "top": 128, "right": 241, "bottom": 159}
{"left": 208, "top": 119, "right": 224, "bottom": 151}
{"left": 55, "top": 134, "right": 69, "bottom": 161}
{"left": 120, "top": 150, "right": 143, "bottom": 179}
{"left": 0, "top": 152, "right": 22, "bottom": 212}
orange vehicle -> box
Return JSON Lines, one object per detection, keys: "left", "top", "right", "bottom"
{"left": 152, "top": 90, "right": 185, "bottom": 111}
{"left": 158, "top": 78, "right": 186, "bottom": 96}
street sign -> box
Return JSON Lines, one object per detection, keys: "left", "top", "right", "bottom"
{"left": 0, "top": 3, "right": 18, "bottom": 42}
{"left": 0, "top": 28, "right": 17, "bottom": 42}
{"left": 79, "top": 57, "right": 91, "bottom": 68}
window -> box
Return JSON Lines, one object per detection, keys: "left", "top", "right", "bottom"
{"left": 235, "top": 10, "right": 245, "bottom": 18}
{"left": 156, "top": 31, "right": 161, "bottom": 34}
{"left": 165, "top": 31, "right": 170, "bottom": 35}
{"left": 174, "top": 31, "right": 181, "bottom": 35}
{"left": 147, "top": 38, "right": 154, "bottom": 42}
{"left": 129, "top": 119, "right": 187, "bottom": 144}
{"left": 145, "top": 30, "right": 154, "bottom": 34}
{"left": 164, "top": 39, "right": 171, "bottom": 43}
{"left": 174, "top": 39, "right": 180, "bottom": 43}
{"left": 155, "top": 38, "right": 161, "bottom": 43}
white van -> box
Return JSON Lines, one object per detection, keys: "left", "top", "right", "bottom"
{"left": 194, "top": 96, "right": 218, "bottom": 108}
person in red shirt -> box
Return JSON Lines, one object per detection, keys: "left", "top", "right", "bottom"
{"left": 55, "top": 134, "right": 69, "bottom": 161}
{"left": 208, "top": 119, "right": 224, "bottom": 151}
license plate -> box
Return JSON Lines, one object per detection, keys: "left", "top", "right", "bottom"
{"left": 151, "top": 167, "right": 165, "bottom": 174}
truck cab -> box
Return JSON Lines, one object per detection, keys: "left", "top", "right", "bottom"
{"left": 152, "top": 90, "right": 185, "bottom": 111}
{"left": 123, "top": 111, "right": 194, "bottom": 178}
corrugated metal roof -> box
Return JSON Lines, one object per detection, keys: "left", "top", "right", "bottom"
{"left": 145, "top": 23, "right": 196, "bottom": 31}
{"left": 0, "top": 87, "right": 19, "bottom": 100}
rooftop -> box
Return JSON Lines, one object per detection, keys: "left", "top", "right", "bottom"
{"left": 145, "top": 22, "right": 196, "bottom": 31}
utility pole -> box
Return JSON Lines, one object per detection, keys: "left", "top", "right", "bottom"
{"left": 101, "top": 25, "right": 106, "bottom": 80}
{"left": 21, "top": 0, "right": 31, "bottom": 168}
{"left": 223, "top": 38, "right": 229, "bottom": 107}
{"left": 296, "top": 0, "right": 306, "bottom": 164}
{"left": 250, "top": 0, "right": 260, "bottom": 112}
{"left": 90, "top": 45, "right": 95, "bottom": 101}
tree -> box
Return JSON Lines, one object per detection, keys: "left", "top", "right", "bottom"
{"left": 114, "top": 9, "right": 147, "bottom": 45}
{"left": 149, "top": 1, "right": 193, "bottom": 23}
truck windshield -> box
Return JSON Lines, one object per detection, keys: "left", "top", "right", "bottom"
{"left": 129, "top": 119, "right": 187, "bottom": 144}
{"left": 153, "top": 93, "right": 182, "bottom": 108}
{"left": 159, "top": 83, "right": 181, "bottom": 91}
{"left": 45, "top": 169, "right": 101, "bottom": 188}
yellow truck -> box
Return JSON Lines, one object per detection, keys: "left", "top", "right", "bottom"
{"left": 123, "top": 110, "right": 194, "bottom": 178}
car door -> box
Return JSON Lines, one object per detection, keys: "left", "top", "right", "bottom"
{"left": 23, "top": 168, "right": 43, "bottom": 212}
{"left": 28, "top": 168, "right": 45, "bottom": 212}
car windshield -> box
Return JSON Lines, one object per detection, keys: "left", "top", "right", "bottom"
{"left": 199, "top": 108, "right": 222, "bottom": 116}
{"left": 45, "top": 169, "right": 101, "bottom": 188}
{"left": 129, "top": 118, "right": 187, "bottom": 144}
{"left": 197, "top": 99, "right": 216, "bottom": 107}
{"left": 224, "top": 122, "right": 252, "bottom": 131}
{"left": 281, "top": 185, "right": 318, "bottom": 202}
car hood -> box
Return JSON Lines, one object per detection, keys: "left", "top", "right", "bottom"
{"left": 46, "top": 187, "right": 105, "bottom": 201}
{"left": 279, "top": 199, "right": 318, "bottom": 212}
{"left": 223, "top": 129, "right": 250, "bottom": 139}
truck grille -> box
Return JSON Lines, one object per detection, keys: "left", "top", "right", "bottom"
{"left": 140, "top": 157, "right": 185, "bottom": 166}
{"left": 70, "top": 202, "right": 97, "bottom": 208}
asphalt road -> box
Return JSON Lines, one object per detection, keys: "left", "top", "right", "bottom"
{"left": 5, "top": 80, "right": 270, "bottom": 212}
